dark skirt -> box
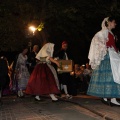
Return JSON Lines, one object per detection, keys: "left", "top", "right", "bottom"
{"left": 26, "top": 63, "right": 60, "bottom": 95}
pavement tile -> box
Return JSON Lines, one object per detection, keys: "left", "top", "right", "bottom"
{"left": 0, "top": 95, "right": 111, "bottom": 120}
{"left": 0, "top": 97, "right": 64, "bottom": 120}
{"left": 63, "top": 95, "right": 120, "bottom": 120}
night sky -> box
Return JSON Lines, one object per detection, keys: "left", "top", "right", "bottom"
{"left": 1, "top": 0, "right": 120, "bottom": 65}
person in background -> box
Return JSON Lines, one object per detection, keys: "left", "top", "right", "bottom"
{"left": 2, "top": 57, "right": 11, "bottom": 96}
{"left": 55, "top": 41, "right": 72, "bottom": 99}
{"left": 88, "top": 17, "right": 120, "bottom": 106}
{"left": 15, "top": 47, "right": 30, "bottom": 97}
{"left": 10, "top": 54, "right": 19, "bottom": 94}
{"left": 81, "top": 64, "right": 92, "bottom": 94}
{"left": 26, "top": 30, "right": 60, "bottom": 102}
{"left": 74, "top": 64, "right": 84, "bottom": 82}
{"left": 84, "top": 63, "right": 92, "bottom": 77}
{"left": 0, "top": 54, "right": 9, "bottom": 104}
{"left": 73, "top": 64, "right": 82, "bottom": 94}
{"left": 27, "top": 45, "right": 39, "bottom": 74}
{"left": 83, "top": 63, "right": 92, "bottom": 80}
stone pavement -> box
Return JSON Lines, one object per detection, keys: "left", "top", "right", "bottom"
{"left": 1, "top": 94, "right": 120, "bottom": 120}
{"left": 0, "top": 95, "right": 102, "bottom": 120}
{"left": 60, "top": 95, "right": 120, "bottom": 120}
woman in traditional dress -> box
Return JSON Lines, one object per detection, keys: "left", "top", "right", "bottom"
{"left": 26, "top": 42, "right": 60, "bottom": 102}
{"left": 87, "top": 17, "right": 120, "bottom": 106}
{"left": 15, "top": 47, "right": 30, "bottom": 97}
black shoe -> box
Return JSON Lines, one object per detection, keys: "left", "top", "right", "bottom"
{"left": 101, "top": 98, "right": 111, "bottom": 106}
{"left": 110, "top": 102, "right": 120, "bottom": 107}
{"left": 65, "top": 95, "right": 72, "bottom": 99}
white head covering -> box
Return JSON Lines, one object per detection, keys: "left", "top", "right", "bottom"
{"left": 88, "top": 17, "right": 109, "bottom": 69}
{"left": 36, "top": 43, "right": 54, "bottom": 61}
{"left": 101, "top": 17, "right": 109, "bottom": 30}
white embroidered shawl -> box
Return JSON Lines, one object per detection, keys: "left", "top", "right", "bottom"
{"left": 88, "top": 17, "right": 110, "bottom": 69}
{"left": 88, "top": 29, "right": 108, "bottom": 69}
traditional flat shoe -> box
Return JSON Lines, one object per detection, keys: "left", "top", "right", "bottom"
{"left": 66, "top": 95, "right": 72, "bottom": 99}
{"left": 35, "top": 98, "right": 45, "bottom": 102}
{"left": 110, "top": 102, "right": 120, "bottom": 107}
{"left": 101, "top": 98, "right": 111, "bottom": 106}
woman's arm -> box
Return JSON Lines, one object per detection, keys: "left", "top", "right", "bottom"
{"left": 49, "top": 57, "right": 60, "bottom": 67}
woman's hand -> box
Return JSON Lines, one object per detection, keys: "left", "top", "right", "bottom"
{"left": 55, "top": 61, "right": 60, "bottom": 67}
{"left": 49, "top": 57, "right": 60, "bottom": 67}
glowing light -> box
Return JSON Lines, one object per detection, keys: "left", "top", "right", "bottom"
{"left": 29, "top": 26, "right": 36, "bottom": 34}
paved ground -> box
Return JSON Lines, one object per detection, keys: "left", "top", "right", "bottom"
{"left": 62, "top": 95, "right": 120, "bottom": 120}
{"left": 0, "top": 95, "right": 102, "bottom": 120}
{"left": 1, "top": 94, "right": 120, "bottom": 120}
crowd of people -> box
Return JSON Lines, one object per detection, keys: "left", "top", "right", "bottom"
{"left": 72, "top": 63, "right": 92, "bottom": 94}
{"left": 0, "top": 40, "right": 91, "bottom": 103}
{"left": 0, "top": 16, "right": 120, "bottom": 106}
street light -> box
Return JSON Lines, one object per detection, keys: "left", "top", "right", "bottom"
{"left": 28, "top": 26, "right": 36, "bottom": 52}
{"left": 28, "top": 23, "right": 44, "bottom": 51}
{"left": 29, "top": 26, "right": 36, "bottom": 35}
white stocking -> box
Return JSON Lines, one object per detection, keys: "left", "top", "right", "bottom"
{"left": 49, "top": 94, "right": 58, "bottom": 101}
{"left": 111, "top": 98, "right": 120, "bottom": 105}
{"left": 18, "top": 90, "right": 21, "bottom": 97}
{"left": 61, "top": 84, "right": 63, "bottom": 90}
{"left": 103, "top": 98, "right": 107, "bottom": 101}
{"left": 20, "top": 89, "right": 24, "bottom": 96}
{"left": 35, "top": 96, "right": 41, "bottom": 100}
{"left": 63, "top": 85, "right": 68, "bottom": 95}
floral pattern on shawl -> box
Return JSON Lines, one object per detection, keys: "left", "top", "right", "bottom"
{"left": 88, "top": 29, "right": 108, "bottom": 69}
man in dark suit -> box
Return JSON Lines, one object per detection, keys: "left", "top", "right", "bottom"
{"left": 27, "top": 45, "right": 39, "bottom": 74}
{"left": 54, "top": 41, "right": 73, "bottom": 99}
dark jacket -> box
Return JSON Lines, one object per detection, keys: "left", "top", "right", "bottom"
{"left": 27, "top": 51, "right": 36, "bottom": 67}
{"left": 54, "top": 49, "right": 71, "bottom": 60}
{"left": 0, "top": 57, "right": 8, "bottom": 88}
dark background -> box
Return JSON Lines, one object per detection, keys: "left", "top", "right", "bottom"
{"left": 1, "top": 0, "right": 120, "bottom": 65}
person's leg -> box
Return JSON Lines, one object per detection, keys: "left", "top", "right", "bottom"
{"left": 0, "top": 87, "right": 3, "bottom": 105}
{"left": 63, "top": 85, "right": 72, "bottom": 99}
{"left": 20, "top": 89, "right": 24, "bottom": 96}
{"left": 17, "top": 90, "right": 21, "bottom": 97}
{"left": 63, "top": 73, "right": 72, "bottom": 99}
{"left": 63, "top": 85, "right": 68, "bottom": 95}
{"left": 101, "top": 98, "right": 120, "bottom": 106}
{"left": 103, "top": 98, "right": 107, "bottom": 101}
{"left": 49, "top": 94, "right": 58, "bottom": 101}
{"left": 17, "top": 89, "right": 24, "bottom": 97}
{"left": 111, "top": 98, "right": 120, "bottom": 105}
{"left": 35, "top": 95, "right": 41, "bottom": 100}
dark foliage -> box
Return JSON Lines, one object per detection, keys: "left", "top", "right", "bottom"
{"left": 1, "top": 0, "right": 120, "bottom": 64}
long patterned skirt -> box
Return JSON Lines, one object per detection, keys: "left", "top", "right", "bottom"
{"left": 26, "top": 63, "right": 60, "bottom": 95}
{"left": 87, "top": 53, "right": 120, "bottom": 98}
